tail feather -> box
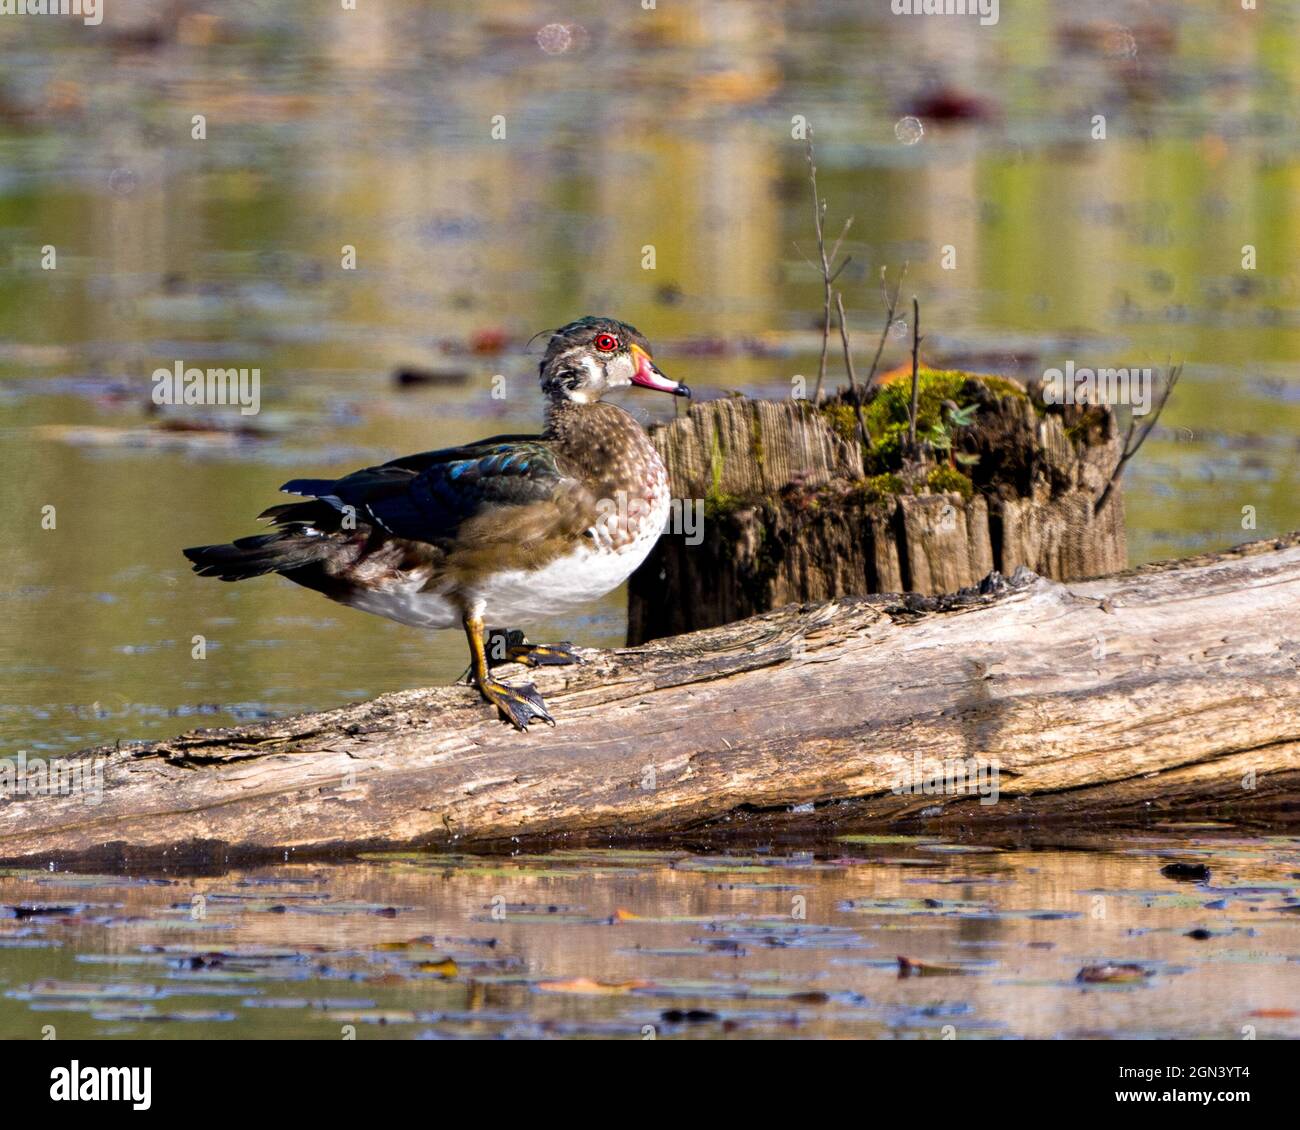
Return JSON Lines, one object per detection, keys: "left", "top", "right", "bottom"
{"left": 257, "top": 499, "right": 336, "bottom": 526}
{"left": 280, "top": 478, "right": 339, "bottom": 497}
{"left": 182, "top": 531, "right": 334, "bottom": 581}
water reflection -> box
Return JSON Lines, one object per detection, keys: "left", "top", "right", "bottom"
{"left": 2, "top": 832, "right": 1297, "bottom": 1040}
{"left": 0, "top": 0, "right": 1297, "bottom": 752}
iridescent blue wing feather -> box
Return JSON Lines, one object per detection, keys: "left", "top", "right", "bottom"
{"left": 274, "top": 436, "right": 572, "bottom": 546}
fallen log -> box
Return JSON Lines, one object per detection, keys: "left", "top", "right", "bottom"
{"left": 2, "top": 534, "right": 1298, "bottom": 867}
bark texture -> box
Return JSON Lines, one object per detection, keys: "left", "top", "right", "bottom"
{"left": 1, "top": 535, "right": 1297, "bottom": 867}
{"left": 628, "top": 387, "right": 1126, "bottom": 644}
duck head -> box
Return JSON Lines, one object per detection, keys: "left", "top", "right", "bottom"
{"left": 538, "top": 317, "right": 690, "bottom": 404}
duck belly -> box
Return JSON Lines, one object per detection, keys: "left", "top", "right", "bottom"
{"left": 475, "top": 489, "right": 670, "bottom": 626}
{"left": 472, "top": 544, "right": 642, "bottom": 626}
{"left": 330, "top": 479, "right": 671, "bottom": 631}
{"left": 339, "top": 582, "right": 463, "bottom": 631}
{"left": 334, "top": 545, "right": 647, "bottom": 631}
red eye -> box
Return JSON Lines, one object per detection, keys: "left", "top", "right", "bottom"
{"left": 594, "top": 333, "right": 619, "bottom": 352}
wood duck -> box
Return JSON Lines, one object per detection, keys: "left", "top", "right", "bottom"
{"left": 184, "top": 317, "right": 690, "bottom": 730}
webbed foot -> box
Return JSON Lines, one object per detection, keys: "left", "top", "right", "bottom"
{"left": 486, "top": 629, "right": 584, "bottom": 669}
{"left": 477, "top": 676, "right": 555, "bottom": 732}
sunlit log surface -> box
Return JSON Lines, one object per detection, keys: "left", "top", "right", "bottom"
{"left": 2, "top": 534, "right": 1298, "bottom": 867}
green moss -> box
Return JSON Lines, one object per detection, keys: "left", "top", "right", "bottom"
{"left": 820, "top": 402, "right": 860, "bottom": 443}
{"left": 702, "top": 371, "right": 1022, "bottom": 514}
{"left": 870, "top": 429, "right": 905, "bottom": 467}
{"left": 700, "top": 426, "right": 744, "bottom": 518}
{"left": 969, "top": 373, "right": 1025, "bottom": 400}
{"left": 926, "top": 465, "right": 974, "bottom": 499}
{"left": 823, "top": 368, "right": 1023, "bottom": 464}
{"left": 864, "top": 369, "right": 959, "bottom": 434}
{"left": 703, "top": 490, "right": 744, "bottom": 519}
{"left": 856, "top": 472, "right": 905, "bottom": 505}
{"left": 859, "top": 369, "right": 1024, "bottom": 476}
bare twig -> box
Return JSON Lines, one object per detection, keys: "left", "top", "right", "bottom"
{"left": 834, "top": 291, "right": 871, "bottom": 450}
{"left": 1093, "top": 362, "right": 1183, "bottom": 515}
{"left": 863, "top": 263, "right": 907, "bottom": 393}
{"left": 908, "top": 296, "right": 922, "bottom": 453}
{"left": 835, "top": 263, "right": 908, "bottom": 453}
{"left": 806, "top": 133, "right": 853, "bottom": 404}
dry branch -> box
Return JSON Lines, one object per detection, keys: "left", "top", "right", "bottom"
{"left": 864, "top": 263, "right": 906, "bottom": 393}
{"left": 1094, "top": 362, "right": 1182, "bottom": 515}
{"left": 833, "top": 291, "right": 870, "bottom": 450}
{"left": 908, "top": 295, "right": 922, "bottom": 453}
{"left": 804, "top": 134, "right": 852, "bottom": 404}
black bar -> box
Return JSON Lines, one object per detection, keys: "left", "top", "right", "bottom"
{"left": 1, "top": 1037, "right": 1291, "bottom": 1115}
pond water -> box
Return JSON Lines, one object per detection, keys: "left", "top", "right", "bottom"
{"left": 3, "top": 831, "right": 1298, "bottom": 1040}
{"left": 2, "top": 0, "right": 1297, "bottom": 753}
{"left": 0, "top": 1, "right": 1297, "bottom": 1039}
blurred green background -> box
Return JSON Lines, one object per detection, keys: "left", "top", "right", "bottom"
{"left": 1, "top": 0, "right": 1297, "bottom": 754}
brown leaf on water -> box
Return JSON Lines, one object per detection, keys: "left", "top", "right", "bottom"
{"left": 1076, "top": 963, "right": 1154, "bottom": 984}
{"left": 897, "top": 955, "right": 970, "bottom": 977}
{"left": 1248, "top": 1009, "right": 1297, "bottom": 1018}
{"left": 414, "top": 958, "right": 459, "bottom": 977}
{"left": 373, "top": 937, "right": 440, "bottom": 952}
{"left": 536, "top": 977, "right": 649, "bottom": 995}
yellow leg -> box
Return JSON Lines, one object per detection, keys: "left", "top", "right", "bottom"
{"left": 462, "top": 613, "right": 555, "bottom": 731}
{"left": 464, "top": 613, "right": 492, "bottom": 685}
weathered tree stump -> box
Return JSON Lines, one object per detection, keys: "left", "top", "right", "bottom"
{"left": 629, "top": 372, "right": 1126, "bottom": 644}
